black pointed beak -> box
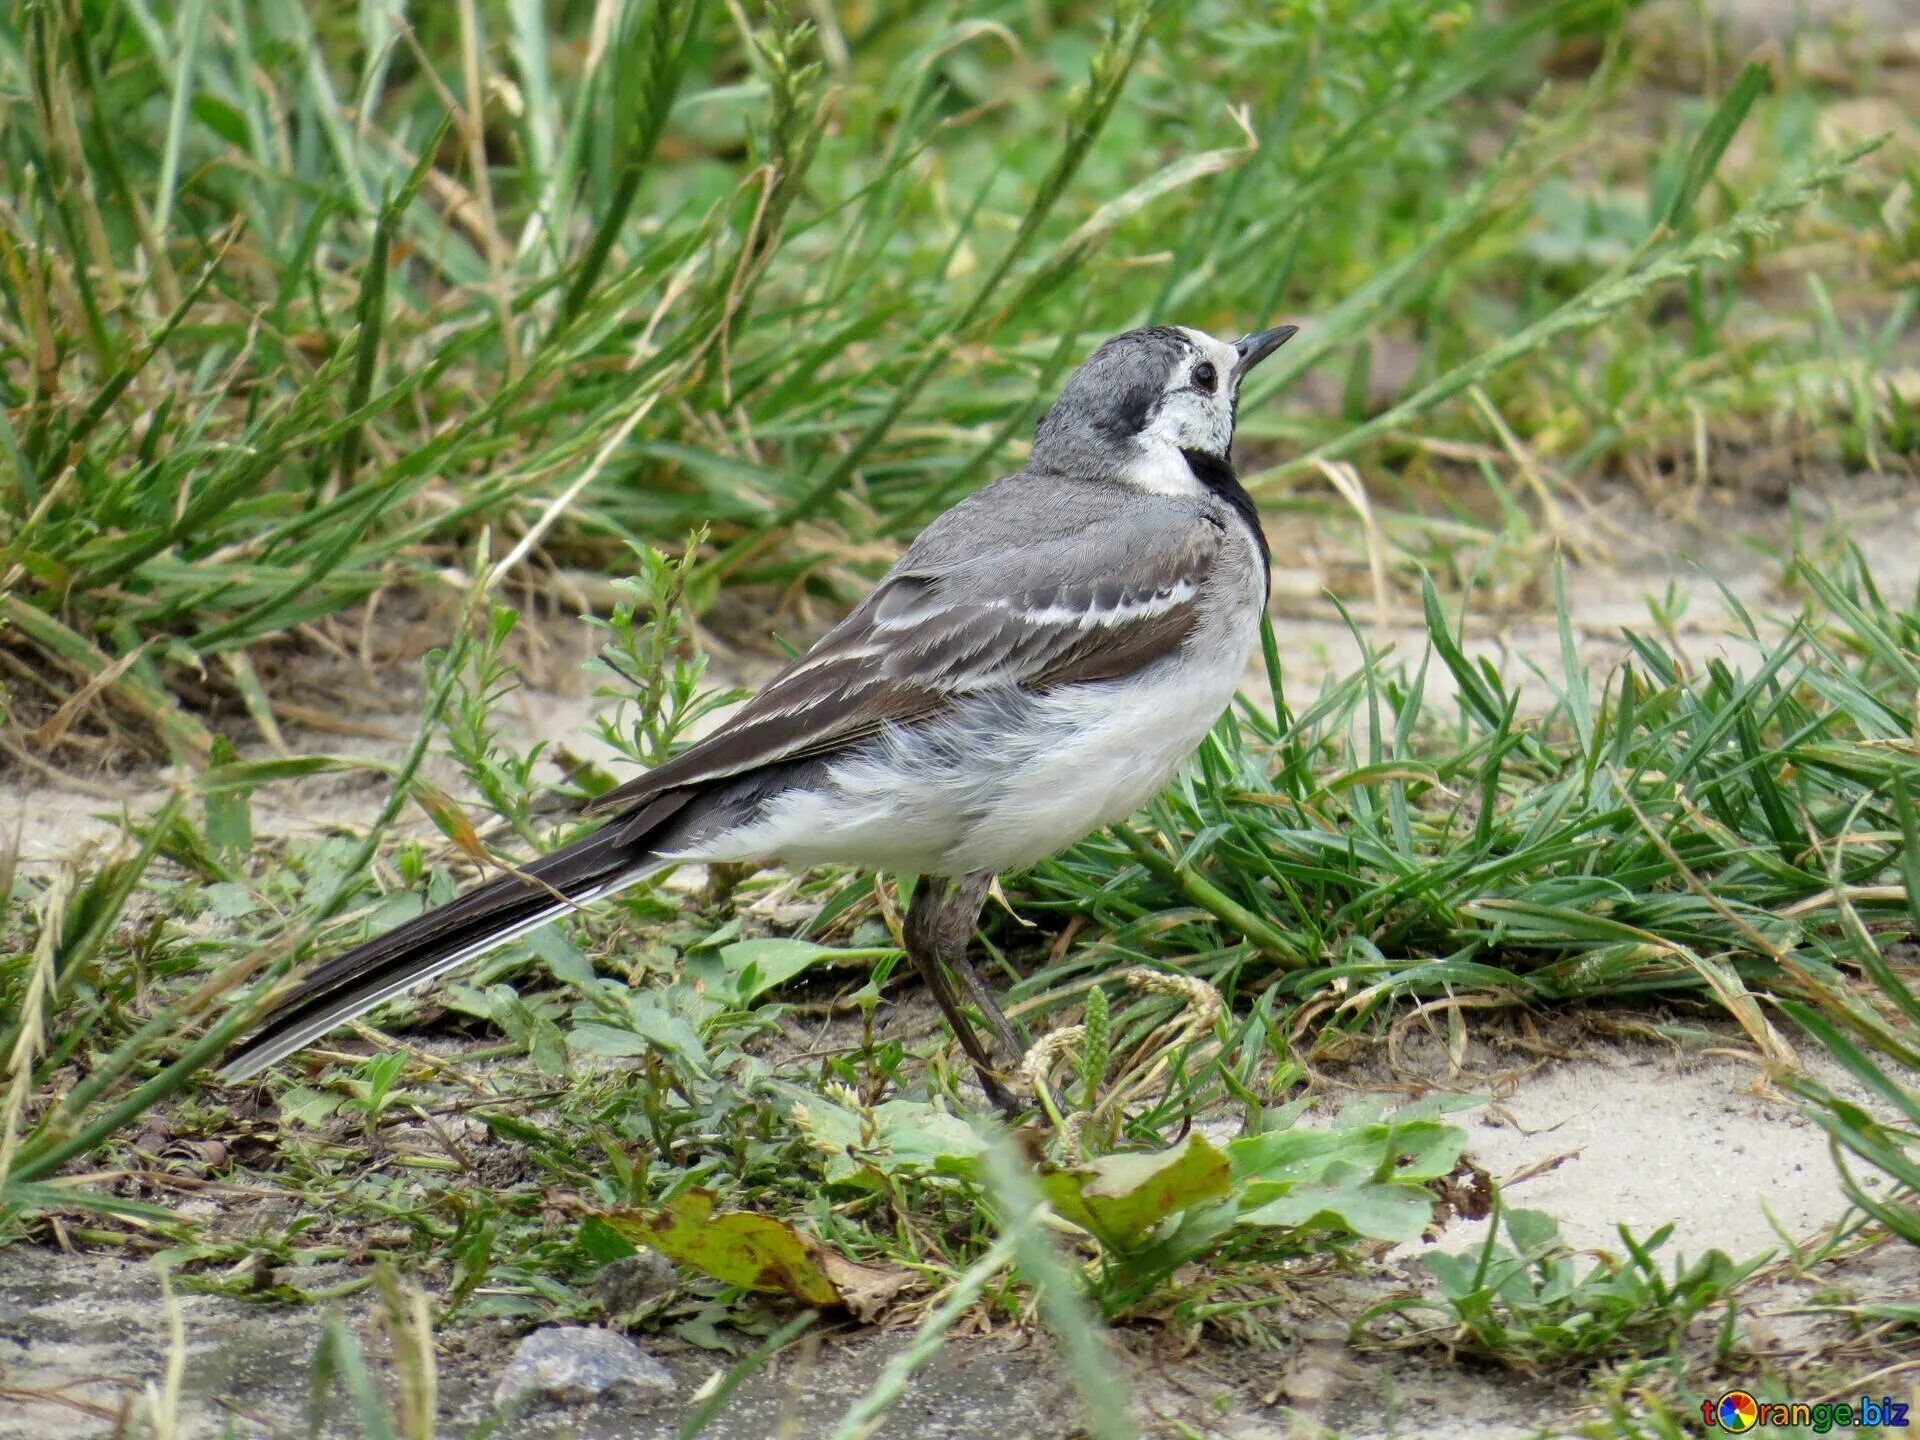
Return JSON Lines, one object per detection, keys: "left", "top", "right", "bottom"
{"left": 1232, "top": 324, "right": 1298, "bottom": 380}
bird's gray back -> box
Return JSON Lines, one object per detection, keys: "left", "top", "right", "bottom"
{"left": 885, "top": 469, "right": 1214, "bottom": 591}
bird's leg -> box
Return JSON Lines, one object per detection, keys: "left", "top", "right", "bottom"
{"left": 904, "top": 872, "right": 1021, "bottom": 1112}
{"left": 937, "top": 870, "right": 1022, "bottom": 1061}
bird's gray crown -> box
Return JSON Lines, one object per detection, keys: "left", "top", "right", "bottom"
{"left": 1029, "top": 325, "right": 1198, "bottom": 480}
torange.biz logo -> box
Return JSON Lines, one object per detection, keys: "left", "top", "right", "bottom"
{"left": 1702, "top": 1390, "right": 1910, "bottom": 1432}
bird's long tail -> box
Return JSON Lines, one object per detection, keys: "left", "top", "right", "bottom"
{"left": 219, "top": 815, "right": 675, "bottom": 1082}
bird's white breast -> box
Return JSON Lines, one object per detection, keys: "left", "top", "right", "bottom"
{"left": 938, "top": 630, "right": 1252, "bottom": 873}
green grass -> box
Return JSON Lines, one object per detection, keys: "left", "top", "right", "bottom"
{"left": 1361, "top": 1200, "right": 1764, "bottom": 1373}
{"left": 3, "top": 1, "right": 1920, "bottom": 1436}
{"left": 1018, "top": 549, "right": 1920, "bottom": 1070}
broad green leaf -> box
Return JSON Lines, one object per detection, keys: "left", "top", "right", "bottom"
{"left": 720, "top": 938, "right": 837, "bottom": 1004}
{"left": 567, "top": 1008, "right": 709, "bottom": 1073}
{"left": 606, "top": 1189, "right": 840, "bottom": 1305}
{"left": 1237, "top": 1162, "right": 1433, "bottom": 1243}
{"left": 1384, "top": 1120, "right": 1471, "bottom": 1181}
{"left": 277, "top": 1085, "right": 344, "bottom": 1128}
{"left": 1504, "top": 1208, "right": 1563, "bottom": 1256}
{"left": 1423, "top": 1250, "right": 1480, "bottom": 1299}
{"left": 576, "top": 1215, "right": 639, "bottom": 1265}
{"left": 526, "top": 926, "right": 597, "bottom": 988}
{"left": 600, "top": 1190, "right": 909, "bottom": 1313}
{"left": 485, "top": 987, "right": 569, "bottom": 1077}
{"left": 784, "top": 1090, "right": 987, "bottom": 1184}
{"left": 202, "top": 881, "right": 260, "bottom": 919}
{"left": 1040, "top": 1133, "right": 1232, "bottom": 1251}
{"left": 1226, "top": 1127, "right": 1358, "bottom": 1184}
{"left": 190, "top": 93, "right": 249, "bottom": 146}
{"left": 567, "top": 1023, "right": 651, "bottom": 1057}
{"left": 1230, "top": 1117, "right": 1467, "bottom": 1195}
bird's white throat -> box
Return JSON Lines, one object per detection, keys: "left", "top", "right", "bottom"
{"left": 1117, "top": 435, "right": 1216, "bottom": 496}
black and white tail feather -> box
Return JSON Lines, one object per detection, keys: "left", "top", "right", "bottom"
{"left": 219, "top": 827, "right": 668, "bottom": 1079}
{"left": 218, "top": 322, "right": 1296, "bottom": 1085}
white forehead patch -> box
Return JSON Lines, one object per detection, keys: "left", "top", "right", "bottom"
{"left": 1173, "top": 327, "right": 1241, "bottom": 379}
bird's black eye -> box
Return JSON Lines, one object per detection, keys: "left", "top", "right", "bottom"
{"left": 1192, "top": 361, "right": 1217, "bottom": 394}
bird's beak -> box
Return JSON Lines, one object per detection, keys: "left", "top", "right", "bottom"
{"left": 1232, "top": 324, "right": 1299, "bottom": 380}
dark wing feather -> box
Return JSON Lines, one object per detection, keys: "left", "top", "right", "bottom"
{"left": 587, "top": 512, "right": 1223, "bottom": 817}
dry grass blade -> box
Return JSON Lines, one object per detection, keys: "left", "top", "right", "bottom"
{"left": 0, "top": 868, "right": 72, "bottom": 1195}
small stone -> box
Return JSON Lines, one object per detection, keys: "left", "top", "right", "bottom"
{"left": 492, "top": 1326, "right": 674, "bottom": 1407}
{"left": 597, "top": 1251, "right": 677, "bottom": 1315}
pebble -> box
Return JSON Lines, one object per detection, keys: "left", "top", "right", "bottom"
{"left": 597, "top": 1250, "right": 677, "bottom": 1315}
{"left": 492, "top": 1325, "right": 675, "bottom": 1407}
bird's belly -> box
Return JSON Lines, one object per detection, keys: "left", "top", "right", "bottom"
{"left": 944, "top": 646, "right": 1246, "bottom": 874}
{"left": 691, "top": 618, "right": 1255, "bottom": 878}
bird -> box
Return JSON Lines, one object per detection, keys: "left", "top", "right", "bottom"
{"left": 220, "top": 321, "right": 1297, "bottom": 1108}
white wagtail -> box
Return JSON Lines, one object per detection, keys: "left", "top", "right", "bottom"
{"left": 221, "top": 322, "right": 1297, "bottom": 1106}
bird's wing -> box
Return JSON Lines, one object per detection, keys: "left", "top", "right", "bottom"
{"left": 586, "top": 494, "right": 1226, "bottom": 821}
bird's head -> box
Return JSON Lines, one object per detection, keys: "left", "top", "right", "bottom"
{"left": 1029, "top": 323, "right": 1296, "bottom": 492}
